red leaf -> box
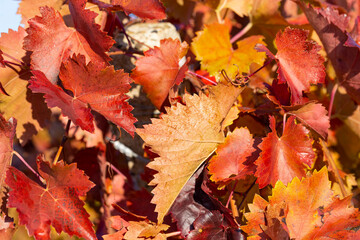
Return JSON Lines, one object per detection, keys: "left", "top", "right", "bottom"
{"left": 29, "top": 55, "right": 137, "bottom": 135}
{"left": 208, "top": 127, "right": 256, "bottom": 183}
{"left": 24, "top": 6, "right": 108, "bottom": 83}
{"left": 68, "top": 0, "right": 115, "bottom": 60}
{"left": 132, "top": 38, "right": 188, "bottom": 109}
{"left": 0, "top": 50, "right": 5, "bottom": 68}
{"left": 275, "top": 27, "right": 325, "bottom": 104}
{"left": 255, "top": 116, "right": 315, "bottom": 188}
{"left": 111, "top": 0, "right": 166, "bottom": 20}
{"left": 288, "top": 102, "right": 330, "bottom": 139}
{"left": 5, "top": 159, "right": 96, "bottom": 240}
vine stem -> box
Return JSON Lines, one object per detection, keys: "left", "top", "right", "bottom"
{"left": 320, "top": 139, "right": 347, "bottom": 198}
{"left": 230, "top": 22, "right": 253, "bottom": 44}
{"left": 13, "top": 151, "right": 44, "bottom": 182}
{"left": 187, "top": 70, "right": 217, "bottom": 86}
{"left": 328, "top": 83, "right": 339, "bottom": 118}
{"left": 53, "top": 119, "right": 71, "bottom": 165}
{"left": 2, "top": 52, "right": 23, "bottom": 65}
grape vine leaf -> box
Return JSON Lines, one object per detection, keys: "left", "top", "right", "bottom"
{"left": 274, "top": 27, "right": 326, "bottom": 104}
{"left": 0, "top": 27, "right": 51, "bottom": 144}
{"left": 243, "top": 167, "right": 360, "bottom": 239}
{"left": 297, "top": 2, "right": 360, "bottom": 105}
{"left": 23, "top": 6, "right": 109, "bottom": 83}
{"left": 132, "top": 38, "right": 189, "bottom": 109}
{"left": 0, "top": 114, "right": 16, "bottom": 207}
{"left": 288, "top": 102, "right": 330, "bottom": 139}
{"left": 213, "top": 0, "right": 252, "bottom": 17}
{"left": 5, "top": 158, "right": 96, "bottom": 240}
{"left": 17, "top": 0, "right": 64, "bottom": 25}
{"left": 111, "top": 0, "right": 166, "bottom": 20}
{"left": 191, "top": 22, "right": 266, "bottom": 78}
{"left": 29, "top": 54, "right": 136, "bottom": 135}
{"left": 255, "top": 116, "right": 315, "bottom": 188}
{"left": 103, "top": 216, "right": 129, "bottom": 240}
{"left": 0, "top": 50, "right": 5, "bottom": 68}
{"left": 68, "top": 0, "right": 115, "bottom": 61}
{"left": 137, "top": 82, "right": 244, "bottom": 223}
{"left": 208, "top": 127, "right": 256, "bottom": 183}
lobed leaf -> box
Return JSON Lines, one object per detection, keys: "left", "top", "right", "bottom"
{"left": 191, "top": 22, "right": 266, "bottom": 79}
{"left": 132, "top": 38, "right": 188, "bottom": 109}
{"left": 137, "top": 82, "right": 244, "bottom": 223}
{"left": 255, "top": 116, "right": 315, "bottom": 188}
{"left": 5, "top": 159, "right": 96, "bottom": 240}
{"left": 111, "top": 0, "right": 166, "bottom": 19}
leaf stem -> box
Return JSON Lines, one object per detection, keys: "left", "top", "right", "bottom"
{"left": 283, "top": 113, "right": 287, "bottom": 135}
{"left": 2, "top": 52, "right": 23, "bottom": 65}
{"left": 328, "top": 83, "right": 339, "bottom": 118}
{"left": 12, "top": 151, "right": 44, "bottom": 182}
{"left": 230, "top": 22, "right": 253, "bottom": 44}
{"left": 115, "top": 14, "right": 133, "bottom": 49}
{"left": 164, "top": 231, "right": 181, "bottom": 238}
{"left": 187, "top": 70, "right": 217, "bottom": 86}
{"left": 53, "top": 119, "right": 71, "bottom": 165}
{"left": 226, "top": 180, "right": 238, "bottom": 208}
{"left": 320, "top": 139, "right": 347, "bottom": 197}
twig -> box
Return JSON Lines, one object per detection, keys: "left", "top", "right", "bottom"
{"left": 115, "top": 14, "right": 133, "bottom": 49}
{"left": 320, "top": 139, "right": 347, "bottom": 197}
{"left": 328, "top": 83, "right": 339, "bottom": 118}
{"left": 2, "top": 52, "right": 23, "bottom": 65}
{"left": 53, "top": 119, "right": 71, "bottom": 165}
{"left": 230, "top": 22, "right": 253, "bottom": 44}
{"left": 13, "top": 151, "right": 44, "bottom": 182}
{"left": 237, "top": 179, "right": 257, "bottom": 211}
{"left": 187, "top": 70, "right": 217, "bottom": 86}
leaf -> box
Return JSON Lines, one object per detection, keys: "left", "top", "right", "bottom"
{"left": 137, "top": 82, "right": 244, "bottom": 223}
{"left": 0, "top": 114, "right": 16, "bottom": 207}
{"left": 111, "top": 0, "right": 166, "bottom": 19}
{"left": 0, "top": 50, "right": 5, "bottom": 68}
{"left": 208, "top": 127, "right": 256, "bottom": 183}
{"left": 297, "top": 2, "right": 360, "bottom": 104}
{"left": 288, "top": 102, "right": 330, "bottom": 139}
{"left": 274, "top": 27, "right": 326, "bottom": 104}
{"left": 255, "top": 116, "right": 315, "bottom": 188}
{"left": 132, "top": 38, "right": 189, "bottom": 109}
{"left": 191, "top": 22, "right": 266, "bottom": 79}
{"left": 23, "top": 6, "right": 108, "bottom": 83}
{"left": 215, "top": 0, "right": 253, "bottom": 17}
{"left": 5, "top": 159, "right": 96, "bottom": 240}
{"left": 103, "top": 216, "right": 129, "bottom": 240}
{"left": 0, "top": 27, "right": 51, "bottom": 144}
{"left": 242, "top": 167, "right": 360, "bottom": 239}
{"left": 68, "top": 0, "right": 115, "bottom": 61}
{"left": 124, "top": 221, "right": 169, "bottom": 239}
{"left": 29, "top": 54, "right": 137, "bottom": 135}
{"left": 0, "top": 215, "right": 15, "bottom": 240}
{"left": 17, "top": 0, "right": 64, "bottom": 25}
{"left": 187, "top": 211, "right": 228, "bottom": 240}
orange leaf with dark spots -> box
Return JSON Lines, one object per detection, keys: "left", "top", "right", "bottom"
{"left": 111, "top": 0, "right": 166, "bottom": 19}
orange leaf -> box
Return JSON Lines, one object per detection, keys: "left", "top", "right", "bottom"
{"left": 243, "top": 168, "right": 360, "bottom": 239}
{"left": 137, "top": 82, "right": 244, "bottom": 223}
{"left": 255, "top": 116, "right": 315, "bottom": 188}
{"left": 191, "top": 22, "right": 266, "bottom": 79}
{"left": 0, "top": 114, "right": 16, "bottom": 207}
{"left": 208, "top": 127, "right": 256, "bottom": 183}
{"left": 132, "top": 39, "right": 188, "bottom": 109}
{"left": 0, "top": 27, "right": 51, "bottom": 144}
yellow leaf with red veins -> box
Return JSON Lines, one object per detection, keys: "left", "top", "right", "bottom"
{"left": 243, "top": 167, "right": 360, "bottom": 239}
{"left": 137, "top": 82, "right": 244, "bottom": 223}
{"left": 191, "top": 22, "right": 266, "bottom": 79}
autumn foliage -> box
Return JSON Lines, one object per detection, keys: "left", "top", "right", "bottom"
{"left": 1, "top": 0, "right": 360, "bottom": 239}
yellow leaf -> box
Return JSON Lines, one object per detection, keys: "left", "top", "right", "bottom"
{"left": 137, "top": 82, "right": 244, "bottom": 223}
{"left": 191, "top": 22, "right": 266, "bottom": 79}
